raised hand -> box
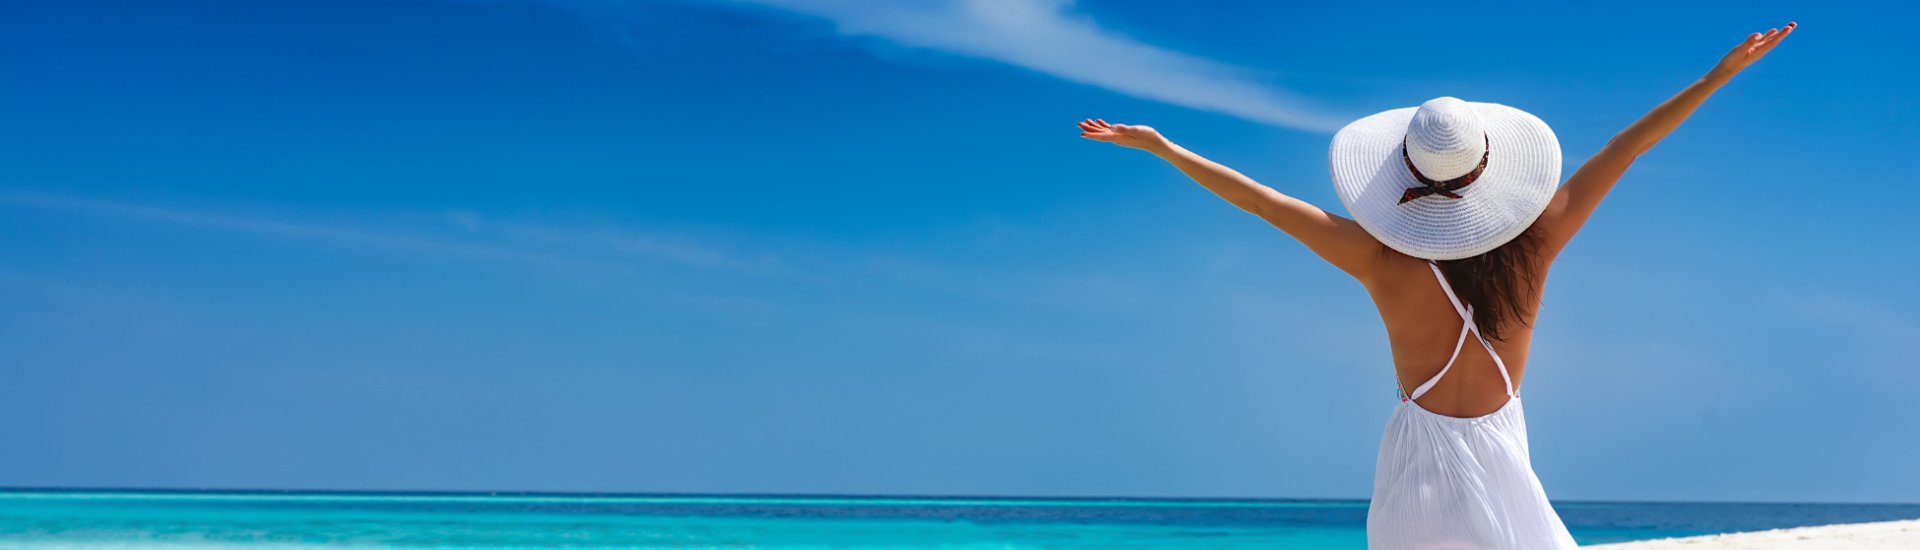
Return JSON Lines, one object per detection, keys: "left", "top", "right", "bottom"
{"left": 1078, "top": 118, "right": 1170, "bottom": 153}
{"left": 1713, "top": 22, "right": 1795, "bottom": 79}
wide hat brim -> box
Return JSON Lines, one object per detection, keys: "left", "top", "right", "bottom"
{"left": 1329, "top": 102, "right": 1561, "bottom": 260}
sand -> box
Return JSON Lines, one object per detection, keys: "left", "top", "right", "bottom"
{"left": 1590, "top": 519, "right": 1920, "bottom": 549}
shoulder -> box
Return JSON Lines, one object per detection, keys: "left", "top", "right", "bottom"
{"left": 1357, "top": 249, "right": 1427, "bottom": 295}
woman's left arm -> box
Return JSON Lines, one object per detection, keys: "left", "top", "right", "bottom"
{"left": 1079, "top": 119, "right": 1387, "bottom": 282}
{"left": 1535, "top": 22, "right": 1796, "bottom": 257}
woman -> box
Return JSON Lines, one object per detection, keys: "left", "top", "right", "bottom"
{"left": 1078, "top": 23, "right": 1795, "bottom": 549}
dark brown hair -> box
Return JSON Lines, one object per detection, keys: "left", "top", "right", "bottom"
{"left": 1434, "top": 226, "right": 1544, "bottom": 342}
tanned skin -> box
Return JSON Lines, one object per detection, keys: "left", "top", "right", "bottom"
{"left": 1079, "top": 23, "right": 1795, "bottom": 417}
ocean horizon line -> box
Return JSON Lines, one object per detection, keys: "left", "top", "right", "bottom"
{"left": 5, "top": 486, "right": 1914, "bottom": 507}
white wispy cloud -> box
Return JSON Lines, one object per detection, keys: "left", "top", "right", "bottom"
{"left": 741, "top": 0, "right": 1343, "bottom": 131}
{"left": 534, "top": 0, "right": 1344, "bottom": 131}
{"left": 0, "top": 191, "right": 737, "bottom": 274}
{"left": 0, "top": 189, "right": 1153, "bottom": 313}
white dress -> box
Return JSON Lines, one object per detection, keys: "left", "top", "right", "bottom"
{"left": 1366, "top": 262, "right": 1579, "bottom": 549}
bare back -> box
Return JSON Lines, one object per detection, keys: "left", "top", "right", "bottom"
{"left": 1362, "top": 235, "right": 1555, "bottom": 418}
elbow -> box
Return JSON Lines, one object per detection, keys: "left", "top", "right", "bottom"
{"left": 1234, "top": 197, "right": 1277, "bottom": 219}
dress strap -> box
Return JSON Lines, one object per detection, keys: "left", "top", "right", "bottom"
{"left": 1405, "top": 261, "right": 1516, "bottom": 401}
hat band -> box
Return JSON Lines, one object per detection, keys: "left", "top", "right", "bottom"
{"left": 1398, "top": 134, "right": 1489, "bottom": 205}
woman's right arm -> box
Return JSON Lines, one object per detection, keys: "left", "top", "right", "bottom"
{"left": 1535, "top": 22, "right": 1796, "bottom": 257}
{"left": 1078, "top": 119, "right": 1388, "bottom": 282}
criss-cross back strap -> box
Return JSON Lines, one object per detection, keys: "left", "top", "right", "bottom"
{"left": 1405, "top": 261, "right": 1516, "bottom": 402}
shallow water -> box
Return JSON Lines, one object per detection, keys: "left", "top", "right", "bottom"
{"left": 2, "top": 490, "right": 1917, "bottom": 548}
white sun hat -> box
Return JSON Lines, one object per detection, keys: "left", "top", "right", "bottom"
{"left": 1329, "top": 97, "right": 1562, "bottom": 260}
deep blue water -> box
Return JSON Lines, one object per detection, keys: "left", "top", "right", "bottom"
{"left": 2, "top": 490, "right": 1917, "bottom": 548}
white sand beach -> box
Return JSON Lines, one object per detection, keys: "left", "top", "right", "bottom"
{"left": 1591, "top": 519, "right": 1920, "bottom": 549}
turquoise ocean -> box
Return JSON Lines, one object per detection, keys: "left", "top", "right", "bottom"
{"left": 3, "top": 490, "right": 1917, "bottom": 548}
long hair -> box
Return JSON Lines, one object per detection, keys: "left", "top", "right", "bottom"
{"left": 1433, "top": 225, "right": 1543, "bottom": 342}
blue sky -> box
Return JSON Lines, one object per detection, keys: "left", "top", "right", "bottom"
{"left": 2, "top": 0, "right": 1915, "bottom": 503}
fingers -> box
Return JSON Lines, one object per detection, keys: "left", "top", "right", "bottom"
{"left": 1754, "top": 21, "right": 1796, "bottom": 55}
{"left": 1077, "top": 118, "right": 1139, "bottom": 143}
{"left": 1745, "top": 28, "right": 1779, "bottom": 56}
{"left": 1739, "top": 32, "right": 1763, "bottom": 56}
{"left": 1758, "top": 22, "right": 1796, "bottom": 44}
{"left": 1080, "top": 119, "right": 1113, "bottom": 132}
{"left": 1767, "top": 22, "right": 1795, "bottom": 47}
{"left": 1078, "top": 118, "right": 1118, "bottom": 141}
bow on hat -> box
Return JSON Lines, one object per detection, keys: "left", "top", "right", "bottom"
{"left": 1399, "top": 134, "right": 1490, "bottom": 205}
